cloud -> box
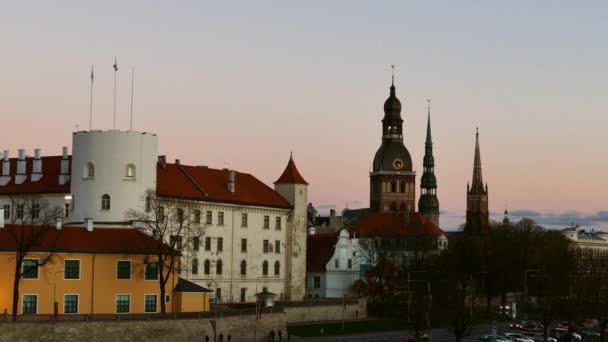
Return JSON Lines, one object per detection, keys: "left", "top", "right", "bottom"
{"left": 505, "top": 210, "right": 608, "bottom": 229}
{"left": 510, "top": 210, "right": 542, "bottom": 217}
{"left": 316, "top": 204, "right": 336, "bottom": 210}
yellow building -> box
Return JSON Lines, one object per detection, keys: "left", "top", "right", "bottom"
{"left": 0, "top": 224, "right": 211, "bottom": 316}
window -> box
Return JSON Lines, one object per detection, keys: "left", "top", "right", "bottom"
{"left": 314, "top": 276, "right": 321, "bottom": 289}
{"left": 241, "top": 239, "right": 247, "bottom": 253}
{"left": 262, "top": 261, "right": 268, "bottom": 276}
{"left": 3, "top": 204, "right": 9, "bottom": 219}
{"left": 22, "top": 295, "right": 37, "bottom": 314}
{"left": 240, "top": 260, "right": 247, "bottom": 276}
{"left": 263, "top": 240, "right": 269, "bottom": 253}
{"left": 348, "top": 259, "right": 353, "bottom": 269}
{"left": 170, "top": 235, "right": 182, "bottom": 250}
{"left": 193, "top": 237, "right": 200, "bottom": 251}
{"left": 391, "top": 181, "right": 397, "bottom": 193}
{"left": 64, "top": 203, "right": 70, "bottom": 218}
{"left": 84, "top": 162, "right": 94, "bottom": 178}
{"left": 145, "top": 262, "right": 159, "bottom": 280}
{"left": 194, "top": 210, "right": 201, "bottom": 224}
{"left": 23, "top": 259, "right": 38, "bottom": 279}
{"left": 241, "top": 213, "right": 248, "bottom": 227}
{"left": 101, "top": 194, "right": 111, "bottom": 210}
{"left": 117, "top": 261, "right": 131, "bottom": 280}
{"left": 175, "top": 208, "right": 184, "bottom": 223}
{"left": 31, "top": 202, "right": 40, "bottom": 219}
{"left": 217, "top": 238, "right": 223, "bottom": 252}
{"left": 218, "top": 212, "right": 224, "bottom": 225}
{"left": 240, "top": 288, "right": 246, "bottom": 302}
{"left": 275, "top": 241, "right": 281, "bottom": 254}
{"left": 274, "top": 261, "right": 280, "bottom": 276}
{"left": 125, "top": 164, "right": 136, "bottom": 178}
{"left": 275, "top": 216, "right": 281, "bottom": 230}
{"left": 204, "top": 260, "right": 210, "bottom": 275}
{"left": 16, "top": 204, "right": 24, "bottom": 219}
{"left": 206, "top": 211, "right": 212, "bottom": 225}
{"left": 390, "top": 202, "right": 397, "bottom": 212}
{"left": 400, "top": 182, "right": 405, "bottom": 193}
{"left": 263, "top": 215, "right": 270, "bottom": 229}
{"left": 158, "top": 206, "right": 165, "bottom": 221}
{"left": 216, "top": 260, "right": 223, "bottom": 275}
{"left": 63, "top": 260, "right": 80, "bottom": 279}
{"left": 64, "top": 294, "right": 78, "bottom": 314}
{"left": 144, "top": 294, "right": 157, "bottom": 313}
{"left": 216, "top": 288, "right": 222, "bottom": 302}
{"left": 116, "top": 295, "right": 130, "bottom": 313}
{"left": 205, "top": 237, "right": 211, "bottom": 251}
{"left": 334, "top": 259, "right": 340, "bottom": 269}
{"left": 145, "top": 196, "right": 152, "bottom": 213}
{"left": 192, "top": 259, "right": 199, "bottom": 275}
{"left": 165, "top": 295, "right": 171, "bottom": 303}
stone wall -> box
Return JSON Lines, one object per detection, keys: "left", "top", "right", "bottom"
{"left": 0, "top": 313, "right": 285, "bottom": 342}
{"left": 285, "top": 299, "right": 367, "bottom": 323}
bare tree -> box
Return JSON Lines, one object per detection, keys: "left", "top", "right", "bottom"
{"left": 125, "top": 190, "right": 207, "bottom": 313}
{"left": 6, "top": 196, "right": 62, "bottom": 321}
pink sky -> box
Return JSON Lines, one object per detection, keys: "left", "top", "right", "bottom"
{"left": 1, "top": 2, "right": 607, "bottom": 230}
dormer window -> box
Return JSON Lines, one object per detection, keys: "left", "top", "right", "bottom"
{"left": 125, "top": 164, "right": 136, "bottom": 178}
{"left": 84, "top": 162, "right": 95, "bottom": 179}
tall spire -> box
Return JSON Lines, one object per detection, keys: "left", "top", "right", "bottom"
{"left": 419, "top": 98, "right": 439, "bottom": 226}
{"left": 390, "top": 65, "right": 396, "bottom": 95}
{"left": 425, "top": 99, "right": 432, "bottom": 145}
{"left": 470, "top": 127, "right": 484, "bottom": 194}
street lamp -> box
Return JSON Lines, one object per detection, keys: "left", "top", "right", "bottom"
{"left": 408, "top": 279, "right": 432, "bottom": 342}
{"left": 523, "top": 269, "right": 541, "bottom": 320}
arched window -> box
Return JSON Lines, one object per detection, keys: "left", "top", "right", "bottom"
{"left": 391, "top": 181, "right": 397, "bottom": 193}
{"left": 216, "top": 260, "right": 223, "bottom": 275}
{"left": 262, "top": 261, "right": 268, "bottom": 276}
{"left": 390, "top": 202, "right": 397, "bottom": 212}
{"left": 204, "top": 260, "right": 210, "bottom": 275}
{"left": 84, "top": 162, "right": 95, "bottom": 178}
{"left": 125, "top": 164, "right": 136, "bottom": 178}
{"left": 192, "top": 259, "right": 199, "bottom": 275}
{"left": 274, "top": 261, "right": 280, "bottom": 276}
{"left": 399, "top": 202, "right": 406, "bottom": 212}
{"left": 101, "top": 194, "right": 111, "bottom": 210}
{"left": 400, "top": 182, "right": 405, "bottom": 193}
{"left": 240, "top": 260, "right": 247, "bottom": 276}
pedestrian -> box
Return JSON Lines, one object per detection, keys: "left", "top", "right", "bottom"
{"left": 219, "top": 333, "right": 223, "bottom": 342}
{"left": 270, "top": 329, "right": 275, "bottom": 341}
{"left": 278, "top": 330, "right": 282, "bottom": 341}
{"left": 227, "top": 334, "right": 231, "bottom": 342}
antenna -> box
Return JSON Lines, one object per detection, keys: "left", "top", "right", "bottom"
{"left": 130, "top": 67, "right": 134, "bottom": 131}
{"left": 89, "top": 65, "right": 94, "bottom": 131}
{"left": 113, "top": 57, "right": 118, "bottom": 130}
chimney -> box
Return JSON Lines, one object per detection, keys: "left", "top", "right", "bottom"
{"left": 56, "top": 217, "right": 62, "bottom": 230}
{"left": 227, "top": 170, "right": 236, "bottom": 194}
{"left": 15, "top": 149, "right": 27, "bottom": 184}
{"left": 175, "top": 159, "right": 180, "bottom": 165}
{"left": 31, "top": 149, "right": 43, "bottom": 182}
{"left": 158, "top": 155, "right": 166, "bottom": 169}
{"left": 84, "top": 218, "right": 93, "bottom": 232}
{"left": 0, "top": 150, "right": 10, "bottom": 186}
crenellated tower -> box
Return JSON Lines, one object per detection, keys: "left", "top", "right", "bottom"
{"left": 418, "top": 100, "right": 440, "bottom": 226}
{"left": 465, "top": 129, "right": 489, "bottom": 234}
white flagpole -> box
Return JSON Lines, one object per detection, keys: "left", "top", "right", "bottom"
{"left": 89, "top": 65, "right": 94, "bottom": 131}
{"left": 130, "top": 67, "right": 134, "bottom": 131}
{"left": 113, "top": 57, "right": 118, "bottom": 130}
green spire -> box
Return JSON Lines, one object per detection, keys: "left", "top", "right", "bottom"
{"left": 425, "top": 99, "right": 432, "bottom": 145}
{"left": 419, "top": 98, "right": 439, "bottom": 226}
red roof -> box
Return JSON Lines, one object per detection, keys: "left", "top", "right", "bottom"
{"left": 349, "top": 212, "right": 446, "bottom": 238}
{"left": 274, "top": 156, "right": 308, "bottom": 185}
{"left": 157, "top": 163, "right": 291, "bottom": 209}
{"left": 306, "top": 232, "right": 338, "bottom": 272}
{"left": 0, "top": 224, "right": 164, "bottom": 255}
{"left": 0, "top": 156, "right": 70, "bottom": 195}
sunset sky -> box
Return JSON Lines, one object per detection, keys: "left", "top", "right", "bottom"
{"left": 1, "top": 1, "right": 607, "bottom": 230}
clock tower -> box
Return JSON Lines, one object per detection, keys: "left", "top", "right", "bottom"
{"left": 370, "top": 77, "right": 416, "bottom": 214}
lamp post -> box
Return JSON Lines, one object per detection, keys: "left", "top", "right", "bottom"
{"left": 408, "top": 279, "right": 431, "bottom": 342}
{"left": 524, "top": 270, "right": 541, "bottom": 320}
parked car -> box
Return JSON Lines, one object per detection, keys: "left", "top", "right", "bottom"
{"left": 576, "top": 319, "right": 598, "bottom": 329}
{"left": 576, "top": 327, "right": 600, "bottom": 338}
{"left": 551, "top": 328, "right": 582, "bottom": 341}
{"left": 504, "top": 333, "right": 535, "bottom": 342}
{"left": 481, "top": 335, "right": 514, "bottom": 342}
{"left": 510, "top": 321, "right": 528, "bottom": 330}
{"left": 521, "top": 332, "right": 557, "bottom": 342}
{"left": 522, "top": 323, "right": 543, "bottom": 333}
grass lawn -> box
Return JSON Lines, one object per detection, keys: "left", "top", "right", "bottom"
{"left": 287, "top": 319, "right": 405, "bottom": 337}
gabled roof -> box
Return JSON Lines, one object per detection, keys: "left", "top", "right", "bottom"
{"left": 156, "top": 163, "right": 291, "bottom": 209}
{"left": 174, "top": 278, "right": 213, "bottom": 293}
{"left": 348, "top": 212, "right": 446, "bottom": 238}
{"left": 0, "top": 224, "right": 166, "bottom": 255}
{"left": 0, "top": 156, "right": 70, "bottom": 195}
{"left": 274, "top": 155, "right": 308, "bottom": 185}
{"left": 306, "top": 232, "right": 339, "bottom": 273}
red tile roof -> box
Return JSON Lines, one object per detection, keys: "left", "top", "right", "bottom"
{"left": 349, "top": 212, "right": 446, "bottom": 238}
{"left": 156, "top": 163, "right": 291, "bottom": 209}
{"left": 0, "top": 156, "right": 70, "bottom": 195}
{"left": 0, "top": 224, "right": 166, "bottom": 255}
{"left": 306, "top": 232, "right": 338, "bottom": 272}
{"left": 274, "top": 156, "right": 308, "bottom": 185}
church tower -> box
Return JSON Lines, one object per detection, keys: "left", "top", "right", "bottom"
{"left": 465, "top": 129, "right": 490, "bottom": 234}
{"left": 418, "top": 100, "right": 440, "bottom": 226}
{"left": 369, "top": 75, "right": 416, "bottom": 214}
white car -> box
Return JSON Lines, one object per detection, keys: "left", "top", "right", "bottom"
{"left": 503, "top": 333, "right": 534, "bottom": 342}
{"left": 482, "top": 335, "right": 513, "bottom": 342}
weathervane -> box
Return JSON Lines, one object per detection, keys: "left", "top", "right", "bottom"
{"left": 390, "top": 65, "right": 395, "bottom": 85}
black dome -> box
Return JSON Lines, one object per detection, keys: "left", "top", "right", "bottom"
{"left": 372, "top": 141, "right": 413, "bottom": 172}
{"left": 383, "top": 85, "right": 402, "bottom": 121}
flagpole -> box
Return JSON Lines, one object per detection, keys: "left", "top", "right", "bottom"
{"left": 113, "top": 57, "right": 118, "bottom": 130}
{"left": 89, "top": 65, "right": 94, "bottom": 131}
{"left": 130, "top": 67, "right": 134, "bottom": 131}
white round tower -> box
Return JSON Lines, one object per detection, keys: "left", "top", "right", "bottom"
{"left": 70, "top": 130, "right": 158, "bottom": 224}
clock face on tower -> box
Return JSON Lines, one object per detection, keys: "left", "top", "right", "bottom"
{"left": 393, "top": 159, "right": 404, "bottom": 170}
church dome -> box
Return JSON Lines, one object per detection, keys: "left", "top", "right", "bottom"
{"left": 383, "top": 85, "right": 403, "bottom": 122}
{"left": 372, "top": 141, "right": 413, "bottom": 172}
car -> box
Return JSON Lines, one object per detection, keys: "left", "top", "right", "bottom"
{"left": 577, "top": 327, "right": 600, "bottom": 338}
{"left": 481, "top": 335, "right": 514, "bottom": 342}
{"left": 504, "top": 333, "right": 535, "bottom": 342}
{"left": 550, "top": 328, "right": 582, "bottom": 341}
{"left": 522, "top": 324, "right": 543, "bottom": 333}
{"left": 510, "top": 321, "right": 527, "bottom": 330}
{"left": 521, "top": 332, "right": 557, "bottom": 342}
